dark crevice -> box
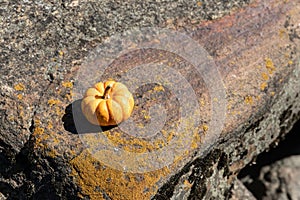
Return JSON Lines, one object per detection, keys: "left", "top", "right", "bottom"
{"left": 238, "top": 119, "right": 300, "bottom": 199}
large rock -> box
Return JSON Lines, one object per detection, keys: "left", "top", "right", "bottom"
{"left": 259, "top": 155, "right": 300, "bottom": 200}
{"left": 0, "top": 0, "right": 299, "bottom": 199}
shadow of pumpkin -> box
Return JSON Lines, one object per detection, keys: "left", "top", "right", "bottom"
{"left": 62, "top": 99, "right": 116, "bottom": 134}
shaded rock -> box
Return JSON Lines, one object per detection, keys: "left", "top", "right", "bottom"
{"left": 258, "top": 155, "right": 300, "bottom": 200}
{"left": 230, "top": 179, "right": 256, "bottom": 200}
{"left": 239, "top": 119, "right": 300, "bottom": 200}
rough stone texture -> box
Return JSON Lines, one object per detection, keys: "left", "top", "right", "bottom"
{"left": 0, "top": 0, "right": 300, "bottom": 199}
{"left": 230, "top": 179, "right": 256, "bottom": 200}
{"left": 257, "top": 155, "right": 300, "bottom": 200}
{"left": 238, "top": 119, "right": 300, "bottom": 200}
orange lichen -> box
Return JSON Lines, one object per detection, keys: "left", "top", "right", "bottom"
{"left": 17, "top": 94, "right": 23, "bottom": 100}
{"left": 199, "top": 98, "right": 205, "bottom": 106}
{"left": 34, "top": 119, "right": 41, "bottom": 125}
{"left": 32, "top": 126, "right": 48, "bottom": 149}
{"left": 46, "top": 148, "right": 58, "bottom": 158}
{"left": 48, "top": 99, "right": 61, "bottom": 107}
{"left": 244, "top": 96, "right": 253, "bottom": 105}
{"left": 33, "top": 127, "right": 44, "bottom": 135}
{"left": 55, "top": 106, "right": 65, "bottom": 116}
{"left": 47, "top": 122, "right": 53, "bottom": 129}
{"left": 70, "top": 150, "right": 171, "bottom": 200}
{"left": 153, "top": 85, "right": 165, "bottom": 92}
{"left": 103, "top": 131, "right": 167, "bottom": 153}
{"left": 65, "top": 90, "right": 73, "bottom": 101}
{"left": 183, "top": 179, "right": 193, "bottom": 189}
{"left": 58, "top": 50, "right": 64, "bottom": 57}
{"left": 14, "top": 83, "right": 25, "bottom": 91}
{"left": 144, "top": 115, "right": 151, "bottom": 120}
{"left": 278, "top": 29, "right": 286, "bottom": 38}
{"left": 154, "top": 140, "right": 166, "bottom": 149}
{"left": 261, "top": 72, "right": 269, "bottom": 81}
{"left": 191, "top": 131, "right": 201, "bottom": 149}
{"left": 202, "top": 124, "right": 209, "bottom": 132}
{"left": 197, "top": 1, "right": 202, "bottom": 6}
{"left": 62, "top": 81, "right": 73, "bottom": 88}
{"left": 260, "top": 82, "right": 268, "bottom": 91}
{"left": 265, "top": 58, "right": 276, "bottom": 74}
{"left": 8, "top": 115, "right": 14, "bottom": 122}
{"left": 18, "top": 105, "right": 24, "bottom": 118}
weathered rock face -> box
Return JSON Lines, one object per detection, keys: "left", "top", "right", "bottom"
{"left": 259, "top": 155, "right": 300, "bottom": 200}
{"left": 238, "top": 120, "right": 300, "bottom": 200}
{"left": 0, "top": 0, "right": 299, "bottom": 199}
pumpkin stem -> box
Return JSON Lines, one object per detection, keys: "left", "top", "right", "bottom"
{"left": 103, "top": 85, "right": 112, "bottom": 99}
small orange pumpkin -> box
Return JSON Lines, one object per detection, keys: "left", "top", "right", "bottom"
{"left": 81, "top": 80, "right": 134, "bottom": 126}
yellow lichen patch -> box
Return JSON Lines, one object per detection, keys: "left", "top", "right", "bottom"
{"left": 65, "top": 90, "right": 73, "bottom": 101}
{"left": 199, "top": 98, "right": 205, "bottom": 107}
{"left": 278, "top": 29, "right": 286, "bottom": 38}
{"left": 261, "top": 72, "right": 269, "bottom": 81}
{"left": 202, "top": 124, "right": 209, "bottom": 132}
{"left": 46, "top": 148, "right": 58, "bottom": 158}
{"left": 8, "top": 115, "right": 14, "bottom": 122}
{"left": 270, "top": 91, "right": 275, "bottom": 96}
{"left": 265, "top": 58, "right": 276, "bottom": 74}
{"left": 166, "top": 132, "right": 174, "bottom": 143}
{"left": 227, "top": 104, "right": 232, "bottom": 110}
{"left": 32, "top": 127, "right": 47, "bottom": 149}
{"left": 62, "top": 81, "right": 73, "bottom": 88}
{"left": 144, "top": 115, "right": 151, "bottom": 120}
{"left": 137, "top": 123, "right": 144, "bottom": 128}
{"left": 34, "top": 119, "right": 41, "bottom": 126}
{"left": 103, "top": 131, "right": 156, "bottom": 153}
{"left": 183, "top": 179, "right": 193, "bottom": 189}
{"left": 33, "top": 127, "right": 44, "bottom": 135}
{"left": 153, "top": 85, "right": 165, "bottom": 92}
{"left": 161, "top": 130, "right": 174, "bottom": 143}
{"left": 288, "top": 60, "right": 293, "bottom": 65}
{"left": 244, "top": 95, "right": 254, "bottom": 105}
{"left": 70, "top": 150, "right": 171, "bottom": 200}
{"left": 14, "top": 83, "right": 25, "bottom": 91}
{"left": 154, "top": 140, "right": 166, "bottom": 149}
{"left": 58, "top": 50, "right": 64, "bottom": 57}
{"left": 55, "top": 106, "right": 65, "bottom": 116}
{"left": 197, "top": 1, "right": 202, "bottom": 6}
{"left": 17, "top": 94, "right": 23, "bottom": 100}
{"left": 191, "top": 132, "right": 201, "bottom": 149}
{"left": 48, "top": 99, "right": 61, "bottom": 107}
{"left": 260, "top": 82, "right": 268, "bottom": 91}
{"left": 142, "top": 110, "right": 151, "bottom": 120}
{"left": 18, "top": 105, "right": 24, "bottom": 118}
{"left": 213, "top": 98, "right": 218, "bottom": 102}
{"left": 47, "top": 122, "right": 53, "bottom": 129}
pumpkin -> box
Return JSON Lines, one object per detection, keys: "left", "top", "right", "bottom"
{"left": 81, "top": 80, "right": 134, "bottom": 126}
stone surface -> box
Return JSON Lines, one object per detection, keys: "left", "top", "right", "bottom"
{"left": 239, "top": 120, "right": 300, "bottom": 200}
{"left": 258, "top": 155, "right": 300, "bottom": 200}
{"left": 0, "top": 0, "right": 300, "bottom": 199}
{"left": 230, "top": 179, "right": 256, "bottom": 200}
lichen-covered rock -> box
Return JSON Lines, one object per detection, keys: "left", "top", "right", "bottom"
{"left": 0, "top": 0, "right": 299, "bottom": 199}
